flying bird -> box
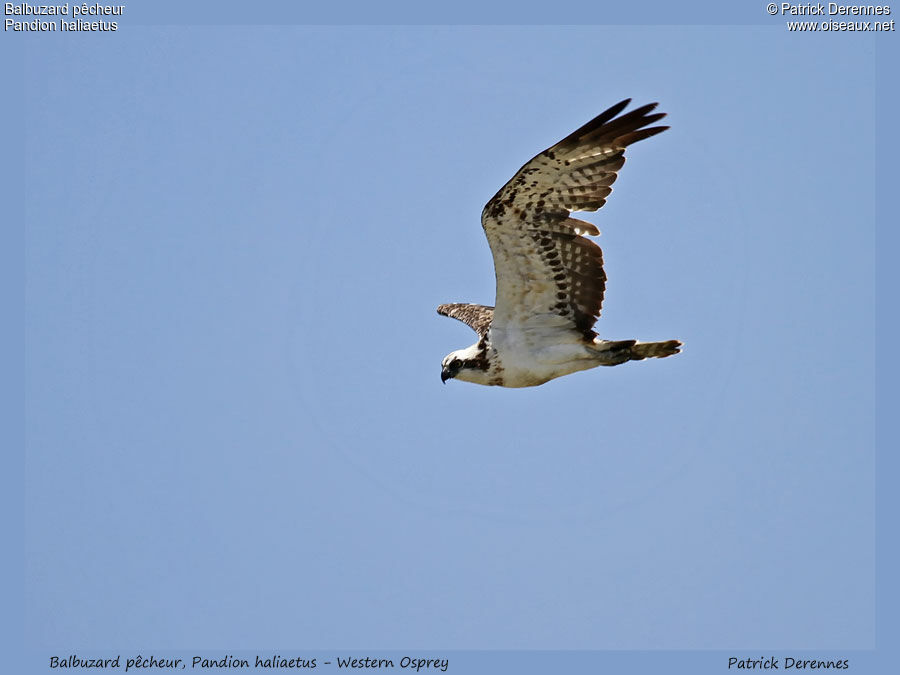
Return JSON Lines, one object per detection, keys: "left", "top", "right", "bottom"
{"left": 437, "top": 99, "right": 682, "bottom": 387}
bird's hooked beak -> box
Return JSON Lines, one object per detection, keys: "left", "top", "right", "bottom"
{"left": 441, "top": 367, "right": 451, "bottom": 384}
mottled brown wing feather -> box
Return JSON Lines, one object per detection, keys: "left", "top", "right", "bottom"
{"left": 436, "top": 303, "right": 494, "bottom": 337}
{"left": 481, "top": 99, "right": 668, "bottom": 339}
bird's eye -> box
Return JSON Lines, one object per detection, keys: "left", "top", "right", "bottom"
{"left": 453, "top": 360, "right": 463, "bottom": 371}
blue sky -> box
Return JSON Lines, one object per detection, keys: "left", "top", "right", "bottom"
{"left": 17, "top": 7, "right": 887, "bottom": 670}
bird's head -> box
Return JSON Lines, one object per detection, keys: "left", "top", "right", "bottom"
{"left": 441, "top": 352, "right": 466, "bottom": 383}
{"left": 440, "top": 343, "right": 486, "bottom": 384}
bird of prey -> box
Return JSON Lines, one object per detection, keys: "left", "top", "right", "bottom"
{"left": 437, "top": 99, "right": 681, "bottom": 387}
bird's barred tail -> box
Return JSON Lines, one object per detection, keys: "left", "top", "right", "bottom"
{"left": 630, "top": 340, "right": 682, "bottom": 360}
{"left": 592, "top": 339, "right": 682, "bottom": 365}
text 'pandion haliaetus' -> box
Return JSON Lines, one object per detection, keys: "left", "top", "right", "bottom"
{"left": 437, "top": 99, "right": 682, "bottom": 387}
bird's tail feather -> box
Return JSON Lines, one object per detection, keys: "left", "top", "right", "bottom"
{"left": 630, "top": 340, "right": 682, "bottom": 360}
{"left": 591, "top": 339, "right": 682, "bottom": 365}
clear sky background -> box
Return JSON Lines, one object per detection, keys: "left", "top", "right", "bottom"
{"left": 21, "top": 12, "right": 879, "bottom": 658}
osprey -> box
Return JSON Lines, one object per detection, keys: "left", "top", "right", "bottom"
{"left": 438, "top": 99, "right": 682, "bottom": 387}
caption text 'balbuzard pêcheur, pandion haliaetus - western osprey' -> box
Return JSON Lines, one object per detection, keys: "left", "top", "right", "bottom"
{"left": 437, "top": 99, "right": 682, "bottom": 387}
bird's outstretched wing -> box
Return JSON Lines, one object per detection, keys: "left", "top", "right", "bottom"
{"left": 481, "top": 99, "right": 667, "bottom": 340}
{"left": 436, "top": 303, "right": 494, "bottom": 337}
